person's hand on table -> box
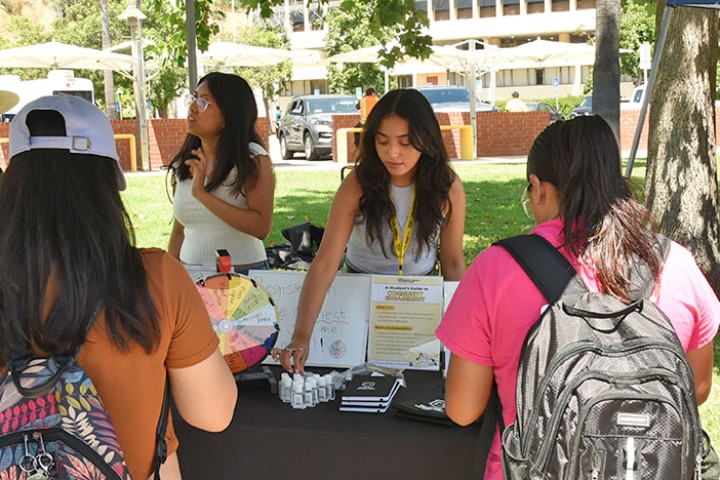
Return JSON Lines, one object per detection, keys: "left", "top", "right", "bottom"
{"left": 272, "top": 339, "right": 310, "bottom": 375}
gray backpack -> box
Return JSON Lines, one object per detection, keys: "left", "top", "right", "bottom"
{"left": 496, "top": 234, "right": 703, "bottom": 480}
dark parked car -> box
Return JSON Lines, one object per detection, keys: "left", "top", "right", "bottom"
{"left": 570, "top": 95, "right": 592, "bottom": 119}
{"left": 525, "top": 101, "right": 565, "bottom": 122}
{"left": 415, "top": 86, "right": 498, "bottom": 112}
{"left": 277, "top": 94, "right": 357, "bottom": 160}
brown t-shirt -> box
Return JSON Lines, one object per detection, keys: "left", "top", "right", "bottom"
{"left": 78, "top": 249, "right": 220, "bottom": 480}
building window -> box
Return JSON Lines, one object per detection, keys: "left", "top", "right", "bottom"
{"left": 434, "top": 0, "right": 450, "bottom": 19}
{"left": 457, "top": 0, "right": 474, "bottom": 17}
{"left": 309, "top": 79, "right": 328, "bottom": 95}
{"left": 527, "top": 0, "right": 545, "bottom": 13}
{"left": 577, "top": 0, "right": 595, "bottom": 8}
{"left": 479, "top": 0, "right": 496, "bottom": 16}
{"left": 551, "top": 0, "right": 569, "bottom": 12}
{"left": 290, "top": 9, "right": 304, "bottom": 31}
{"left": 310, "top": 9, "right": 325, "bottom": 30}
{"left": 503, "top": 0, "right": 520, "bottom": 15}
{"left": 535, "top": 69, "right": 544, "bottom": 85}
{"left": 396, "top": 75, "right": 413, "bottom": 88}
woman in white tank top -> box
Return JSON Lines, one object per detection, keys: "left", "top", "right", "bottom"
{"left": 167, "top": 72, "right": 275, "bottom": 272}
{"left": 273, "top": 88, "right": 467, "bottom": 374}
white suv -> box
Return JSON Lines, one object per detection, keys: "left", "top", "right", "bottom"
{"left": 415, "top": 86, "right": 498, "bottom": 112}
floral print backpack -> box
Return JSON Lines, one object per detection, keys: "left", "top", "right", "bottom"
{"left": 0, "top": 350, "right": 168, "bottom": 479}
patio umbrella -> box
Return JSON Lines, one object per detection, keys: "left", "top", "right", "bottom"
{"left": 0, "top": 41, "right": 134, "bottom": 71}
{"left": 0, "top": 90, "right": 19, "bottom": 115}
{"left": 198, "top": 42, "right": 295, "bottom": 68}
{"left": 493, "top": 38, "right": 598, "bottom": 67}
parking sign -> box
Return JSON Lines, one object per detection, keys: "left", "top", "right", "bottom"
{"left": 552, "top": 76, "right": 559, "bottom": 89}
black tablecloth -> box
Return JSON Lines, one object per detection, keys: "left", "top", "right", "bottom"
{"left": 174, "top": 367, "right": 483, "bottom": 480}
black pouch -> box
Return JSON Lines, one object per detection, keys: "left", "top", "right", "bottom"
{"left": 393, "top": 382, "right": 455, "bottom": 427}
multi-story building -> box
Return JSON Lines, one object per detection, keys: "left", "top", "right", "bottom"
{"left": 243, "top": 0, "right": 629, "bottom": 103}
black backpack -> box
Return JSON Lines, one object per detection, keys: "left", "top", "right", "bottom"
{"left": 495, "top": 234, "right": 703, "bottom": 480}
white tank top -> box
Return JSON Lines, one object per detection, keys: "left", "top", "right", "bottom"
{"left": 173, "top": 142, "right": 268, "bottom": 265}
{"left": 345, "top": 183, "right": 438, "bottom": 275}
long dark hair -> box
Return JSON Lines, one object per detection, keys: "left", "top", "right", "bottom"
{"left": 355, "top": 88, "right": 455, "bottom": 258}
{"left": 0, "top": 111, "right": 159, "bottom": 364}
{"left": 169, "top": 72, "right": 265, "bottom": 196}
{"left": 527, "top": 115, "right": 660, "bottom": 302}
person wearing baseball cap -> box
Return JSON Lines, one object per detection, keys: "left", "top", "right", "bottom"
{"left": 0, "top": 95, "right": 237, "bottom": 480}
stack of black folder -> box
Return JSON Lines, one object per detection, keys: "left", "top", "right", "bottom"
{"left": 339, "top": 375, "right": 402, "bottom": 413}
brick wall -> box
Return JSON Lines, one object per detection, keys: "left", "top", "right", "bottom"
{"left": 332, "top": 114, "right": 362, "bottom": 163}
{"left": 1, "top": 117, "right": 271, "bottom": 171}
{"left": 332, "top": 111, "right": 550, "bottom": 161}
{"left": 619, "top": 109, "right": 650, "bottom": 154}
{"left": 476, "top": 111, "right": 551, "bottom": 157}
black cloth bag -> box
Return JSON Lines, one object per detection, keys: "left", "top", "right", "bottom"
{"left": 265, "top": 222, "right": 324, "bottom": 270}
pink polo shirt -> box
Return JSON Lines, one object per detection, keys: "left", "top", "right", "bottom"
{"left": 435, "top": 218, "right": 720, "bottom": 480}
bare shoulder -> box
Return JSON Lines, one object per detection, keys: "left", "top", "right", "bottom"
{"left": 337, "top": 170, "right": 363, "bottom": 199}
{"left": 448, "top": 173, "right": 466, "bottom": 201}
{"left": 252, "top": 153, "right": 274, "bottom": 171}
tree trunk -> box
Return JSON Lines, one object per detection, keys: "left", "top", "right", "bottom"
{"left": 592, "top": 0, "right": 621, "bottom": 142}
{"left": 101, "top": 0, "right": 117, "bottom": 120}
{"left": 646, "top": 4, "right": 720, "bottom": 295}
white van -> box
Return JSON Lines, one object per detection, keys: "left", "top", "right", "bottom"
{"left": 0, "top": 70, "right": 94, "bottom": 122}
{"left": 620, "top": 84, "right": 646, "bottom": 110}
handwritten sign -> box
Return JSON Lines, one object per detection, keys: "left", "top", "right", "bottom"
{"left": 249, "top": 270, "right": 371, "bottom": 368}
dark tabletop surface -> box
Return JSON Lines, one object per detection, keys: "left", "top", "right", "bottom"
{"left": 174, "top": 366, "right": 483, "bottom": 480}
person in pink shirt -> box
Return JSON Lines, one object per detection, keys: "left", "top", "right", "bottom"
{"left": 435, "top": 115, "right": 720, "bottom": 479}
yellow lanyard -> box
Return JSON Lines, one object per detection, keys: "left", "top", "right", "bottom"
{"left": 389, "top": 189, "right": 416, "bottom": 276}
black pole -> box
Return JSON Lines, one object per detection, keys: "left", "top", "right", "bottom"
{"left": 186, "top": 0, "right": 198, "bottom": 91}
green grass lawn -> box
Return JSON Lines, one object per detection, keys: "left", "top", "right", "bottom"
{"left": 122, "top": 160, "right": 719, "bottom": 448}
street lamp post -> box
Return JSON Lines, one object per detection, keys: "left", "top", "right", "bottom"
{"left": 120, "top": 5, "right": 150, "bottom": 171}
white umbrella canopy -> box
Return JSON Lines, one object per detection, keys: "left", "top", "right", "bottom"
{"left": 198, "top": 42, "right": 295, "bottom": 68}
{"left": 425, "top": 44, "right": 503, "bottom": 72}
{"left": 325, "top": 43, "right": 502, "bottom": 74}
{"left": 493, "top": 38, "right": 598, "bottom": 67}
{"left": 323, "top": 44, "right": 390, "bottom": 65}
{"left": 0, "top": 41, "right": 134, "bottom": 71}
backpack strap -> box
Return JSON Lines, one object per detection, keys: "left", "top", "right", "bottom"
{"left": 474, "top": 381, "right": 504, "bottom": 476}
{"left": 474, "top": 234, "right": 578, "bottom": 478}
{"left": 154, "top": 378, "right": 171, "bottom": 479}
{"left": 494, "top": 234, "right": 578, "bottom": 304}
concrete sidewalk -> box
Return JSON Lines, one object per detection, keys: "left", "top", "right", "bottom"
{"left": 123, "top": 136, "right": 527, "bottom": 178}
{"left": 265, "top": 134, "right": 527, "bottom": 171}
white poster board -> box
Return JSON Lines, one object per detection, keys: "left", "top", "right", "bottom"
{"left": 249, "top": 270, "right": 371, "bottom": 368}
{"left": 440, "top": 280, "right": 460, "bottom": 377}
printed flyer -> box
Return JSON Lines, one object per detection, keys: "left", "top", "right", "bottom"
{"left": 368, "top": 275, "right": 444, "bottom": 370}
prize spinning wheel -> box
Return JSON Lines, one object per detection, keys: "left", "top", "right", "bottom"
{"left": 196, "top": 273, "right": 280, "bottom": 373}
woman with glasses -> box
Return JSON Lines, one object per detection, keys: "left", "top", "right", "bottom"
{"left": 436, "top": 115, "right": 720, "bottom": 479}
{"left": 274, "top": 88, "right": 467, "bottom": 374}
{"left": 168, "top": 72, "right": 275, "bottom": 273}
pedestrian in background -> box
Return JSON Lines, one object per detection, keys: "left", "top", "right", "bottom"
{"left": 505, "top": 90, "right": 528, "bottom": 112}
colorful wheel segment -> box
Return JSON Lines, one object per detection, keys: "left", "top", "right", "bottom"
{"left": 196, "top": 273, "right": 280, "bottom": 373}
